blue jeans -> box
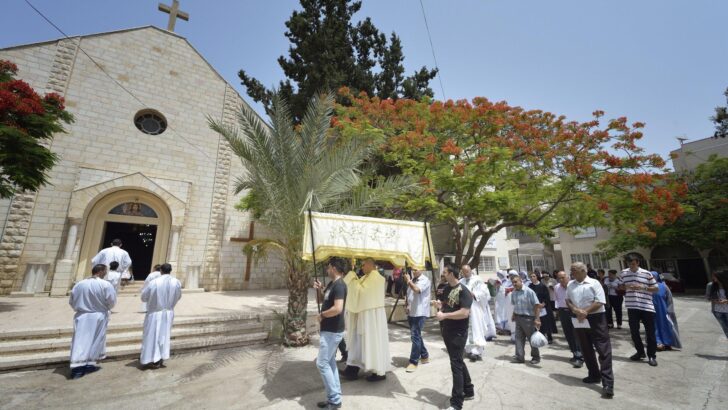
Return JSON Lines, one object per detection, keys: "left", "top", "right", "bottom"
{"left": 408, "top": 316, "right": 429, "bottom": 365}
{"left": 713, "top": 311, "right": 728, "bottom": 339}
{"left": 317, "top": 331, "right": 344, "bottom": 405}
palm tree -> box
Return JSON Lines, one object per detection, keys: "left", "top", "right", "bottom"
{"left": 209, "top": 93, "right": 413, "bottom": 346}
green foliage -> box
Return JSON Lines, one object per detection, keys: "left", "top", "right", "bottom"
{"left": 711, "top": 87, "right": 728, "bottom": 139}
{"left": 238, "top": 0, "right": 437, "bottom": 122}
{"left": 603, "top": 155, "right": 728, "bottom": 255}
{"left": 0, "top": 60, "right": 73, "bottom": 198}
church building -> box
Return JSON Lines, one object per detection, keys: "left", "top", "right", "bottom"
{"left": 0, "top": 26, "right": 285, "bottom": 296}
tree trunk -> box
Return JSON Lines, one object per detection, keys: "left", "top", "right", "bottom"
{"left": 284, "top": 260, "right": 310, "bottom": 347}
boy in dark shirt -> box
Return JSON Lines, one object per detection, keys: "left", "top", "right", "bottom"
{"left": 313, "top": 257, "right": 348, "bottom": 410}
{"left": 434, "top": 265, "right": 474, "bottom": 410}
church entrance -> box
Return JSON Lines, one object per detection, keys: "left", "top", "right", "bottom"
{"left": 77, "top": 189, "right": 171, "bottom": 282}
{"left": 101, "top": 222, "right": 157, "bottom": 280}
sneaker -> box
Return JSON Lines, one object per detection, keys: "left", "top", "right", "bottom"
{"left": 568, "top": 357, "right": 577, "bottom": 364}
{"left": 573, "top": 359, "right": 584, "bottom": 369}
{"left": 630, "top": 352, "right": 646, "bottom": 361}
{"left": 602, "top": 385, "right": 614, "bottom": 398}
{"left": 317, "top": 402, "right": 342, "bottom": 410}
{"left": 511, "top": 357, "right": 525, "bottom": 364}
{"left": 582, "top": 376, "right": 601, "bottom": 384}
{"left": 648, "top": 357, "right": 658, "bottom": 367}
{"left": 366, "top": 373, "right": 386, "bottom": 382}
{"left": 464, "top": 393, "right": 475, "bottom": 401}
{"left": 469, "top": 355, "right": 478, "bottom": 363}
{"left": 420, "top": 357, "right": 430, "bottom": 364}
{"left": 530, "top": 358, "right": 541, "bottom": 365}
{"left": 84, "top": 365, "right": 101, "bottom": 374}
{"left": 406, "top": 363, "right": 417, "bottom": 373}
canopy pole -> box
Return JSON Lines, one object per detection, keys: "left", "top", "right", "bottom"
{"left": 424, "top": 220, "right": 436, "bottom": 301}
{"left": 309, "top": 209, "right": 321, "bottom": 314}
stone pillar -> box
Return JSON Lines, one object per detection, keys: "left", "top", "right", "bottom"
{"left": 168, "top": 226, "right": 181, "bottom": 263}
{"left": 201, "top": 85, "right": 237, "bottom": 291}
{"left": 184, "top": 264, "right": 203, "bottom": 293}
{"left": 50, "top": 218, "right": 82, "bottom": 297}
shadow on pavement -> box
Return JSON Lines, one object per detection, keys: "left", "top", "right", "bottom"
{"left": 548, "top": 373, "right": 602, "bottom": 393}
{"left": 695, "top": 353, "right": 728, "bottom": 361}
{"left": 413, "top": 387, "right": 450, "bottom": 408}
{"left": 0, "top": 301, "right": 19, "bottom": 313}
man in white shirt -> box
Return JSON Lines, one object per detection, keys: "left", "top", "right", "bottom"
{"left": 566, "top": 262, "right": 613, "bottom": 398}
{"left": 604, "top": 269, "right": 624, "bottom": 328}
{"left": 140, "top": 263, "right": 182, "bottom": 369}
{"left": 404, "top": 268, "right": 431, "bottom": 372}
{"left": 91, "top": 239, "right": 131, "bottom": 277}
{"left": 104, "top": 261, "right": 122, "bottom": 294}
{"left": 554, "top": 270, "right": 582, "bottom": 368}
{"left": 68, "top": 264, "right": 117, "bottom": 379}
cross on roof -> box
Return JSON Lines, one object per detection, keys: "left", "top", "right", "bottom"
{"left": 158, "top": 0, "right": 189, "bottom": 32}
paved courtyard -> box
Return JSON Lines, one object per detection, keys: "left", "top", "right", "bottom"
{"left": 0, "top": 295, "right": 725, "bottom": 410}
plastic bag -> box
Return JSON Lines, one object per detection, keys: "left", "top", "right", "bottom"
{"left": 530, "top": 330, "right": 548, "bottom": 349}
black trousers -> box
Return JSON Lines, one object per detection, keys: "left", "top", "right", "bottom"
{"left": 607, "top": 295, "right": 623, "bottom": 326}
{"left": 338, "top": 338, "right": 347, "bottom": 357}
{"left": 442, "top": 328, "right": 473, "bottom": 409}
{"left": 574, "top": 312, "right": 614, "bottom": 388}
{"left": 628, "top": 308, "right": 656, "bottom": 358}
{"left": 558, "top": 308, "right": 581, "bottom": 357}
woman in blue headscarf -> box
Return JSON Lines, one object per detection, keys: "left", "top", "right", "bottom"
{"left": 651, "top": 271, "right": 682, "bottom": 350}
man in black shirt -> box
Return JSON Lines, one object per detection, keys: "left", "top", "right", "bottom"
{"left": 313, "top": 257, "right": 348, "bottom": 410}
{"left": 435, "top": 265, "right": 474, "bottom": 410}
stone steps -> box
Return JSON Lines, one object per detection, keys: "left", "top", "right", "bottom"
{"left": 0, "top": 314, "right": 271, "bottom": 372}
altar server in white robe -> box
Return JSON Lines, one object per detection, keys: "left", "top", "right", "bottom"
{"left": 91, "top": 238, "right": 131, "bottom": 276}
{"left": 507, "top": 270, "right": 518, "bottom": 340}
{"left": 140, "top": 264, "right": 162, "bottom": 312}
{"left": 104, "top": 261, "right": 122, "bottom": 294}
{"left": 495, "top": 271, "right": 510, "bottom": 331}
{"left": 140, "top": 263, "right": 182, "bottom": 368}
{"left": 460, "top": 265, "right": 496, "bottom": 361}
{"left": 68, "top": 264, "right": 117, "bottom": 379}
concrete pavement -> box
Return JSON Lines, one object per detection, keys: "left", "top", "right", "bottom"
{"left": 0, "top": 295, "right": 725, "bottom": 410}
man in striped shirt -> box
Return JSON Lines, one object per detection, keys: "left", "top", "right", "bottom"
{"left": 620, "top": 256, "right": 659, "bottom": 367}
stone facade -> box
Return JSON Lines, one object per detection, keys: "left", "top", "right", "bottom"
{"left": 0, "top": 27, "right": 285, "bottom": 295}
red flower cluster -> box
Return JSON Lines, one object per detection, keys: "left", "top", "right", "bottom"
{"left": 0, "top": 79, "right": 46, "bottom": 119}
{"left": 0, "top": 60, "right": 18, "bottom": 76}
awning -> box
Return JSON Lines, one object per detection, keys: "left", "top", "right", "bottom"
{"left": 302, "top": 211, "right": 438, "bottom": 270}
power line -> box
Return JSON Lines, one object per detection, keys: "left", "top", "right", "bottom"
{"left": 418, "top": 0, "right": 446, "bottom": 100}
{"left": 23, "top": 0, "right": 214, "bottom": 161}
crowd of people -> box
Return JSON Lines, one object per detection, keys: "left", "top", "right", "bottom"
{"left": 311, "top": 255, "right": 706, "bottom": 410}
{"left": 67, "top": 239, "right": 182, "bottom": 379}
{"left": 65, "top": 240, "right": 728, "bottom": 409}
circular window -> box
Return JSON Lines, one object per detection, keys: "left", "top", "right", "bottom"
{"left": 134, "top": 110, "right": 167, "bottom": 135}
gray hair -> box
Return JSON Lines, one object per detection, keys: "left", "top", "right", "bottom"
{"left": 570, "top": 262, "right": 587, "bottom": 274}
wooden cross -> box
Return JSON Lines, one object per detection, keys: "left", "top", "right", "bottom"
{"left": 230, "top": 222, "right": 255, "bottom": 282}
{"left": 158, "top": 0, "right": 189, "bottom": 32}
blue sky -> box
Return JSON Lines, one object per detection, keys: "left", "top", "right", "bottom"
{"left": 2, "top": 0, "right": 726, "bottom": 165}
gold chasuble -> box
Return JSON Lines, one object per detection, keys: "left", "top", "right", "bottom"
{"left": 344, "top": 269, "right": 390, "bottom": 376}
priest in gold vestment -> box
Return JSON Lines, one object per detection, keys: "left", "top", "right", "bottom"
{"left": 342, "top": 258, "right": 390, "bottom": 381}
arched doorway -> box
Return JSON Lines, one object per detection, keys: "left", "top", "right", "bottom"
{"left": 651, "top": 242, "right": 708, "bottom": 289}
{"left": 77, "top": 190, "right": 171, "bottom": 281}
{"left": 708, "top": 249, "right": 728, "bottom": 272}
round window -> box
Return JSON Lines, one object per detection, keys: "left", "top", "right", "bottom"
{"left": 134, "top": 110, "right": 167, "bottom": 135}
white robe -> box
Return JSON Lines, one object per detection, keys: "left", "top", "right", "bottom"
{"left": 140, "top": 275, "right": 182, "bottom": 365}
{"left": 494, "top": 285, "right": 509, "bottom": 328}
{"left": 91, "top": 246, "right": 132, "bottom": 276}
{"left": 104, "top": 270, "right": 121, "bottom": 294}
{"left": 141, "top": 271, "right": 161, "bottom": 312}
{"left": 460, "top": 276, "right": 496, "bottom": 356}
{"left": 68, "top": 277, "right": 116, "bottom": 368}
